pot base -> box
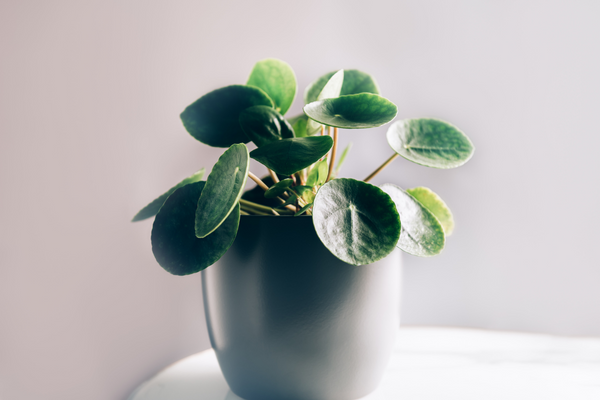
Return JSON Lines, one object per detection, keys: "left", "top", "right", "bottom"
{"left": 202, "top": 216, "right": 401, "bottom": 400}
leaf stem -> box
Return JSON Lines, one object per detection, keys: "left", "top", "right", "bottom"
{"left": 248, "top": 171, "right": 270, "bottom": 191}
{"left": 268, "top": 168, "right": 279, "bottom": 184}
{"left": 319, "top": 126, "right": 330, "bottom": 162}
{"left": 240, "top": 199, "right": 293, "bottom": 215}
{"left": 326, "top": 127, "right": 339, "bottom": 182}
{"left": 241, "top": 207, "right": 270, "bottom": 216}
{"left": 268, "top": 168, "right": 290, "bottom": 198}
{"left": 363, "top": 153, "right": 399, "bottom": 183}
{"left": 284, "top": 187, "right": 308, "bottom": 207}
{"left": 245, "top": 172, "right": 297, "bottom": 213}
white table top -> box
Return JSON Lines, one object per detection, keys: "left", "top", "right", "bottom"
{"left": 128, "top": 327, "right": 600, "bottom": 400}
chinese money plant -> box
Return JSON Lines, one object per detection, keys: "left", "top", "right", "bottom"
{"left": 133, "top": 59, "right": 474, "bottom": 275}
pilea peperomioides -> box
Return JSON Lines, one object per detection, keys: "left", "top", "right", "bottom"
{"left": 133, "top": 58, "right": 475, "bottom": 274}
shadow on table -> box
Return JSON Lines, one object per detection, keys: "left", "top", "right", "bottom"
{"left": 223, "top": 390, "right": 243, "bottom": 400}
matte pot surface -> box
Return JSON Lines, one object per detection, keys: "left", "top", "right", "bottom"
{"left": 202, "top": 215, "right": 401, "bottom": 400}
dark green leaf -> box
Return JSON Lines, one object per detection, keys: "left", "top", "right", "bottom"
{"left": 294, "top": 203, "right": 313, "bottom": 216}
{"left": 407, "top": 187, "right": 454, "bottom": 236}
{"left": 247, "top": 58, "right": 297, "bottom": 115}
{"left": 239, "top": 106, "right": 294, "bottom": 147}
{"left": 151, "top": 181, "right": 239, "bottom": 276}
{"left": 312, "top": 178, "right": 401, "bottom": 265}
{"left": 380, "top": 184, "right": 445, "bottom": 257}
{"left": 304, "top": 93, "right": 397, "bottom": 129}
{"left": 132, "top": 168, "right": 205, "bottom": 222}
{"left": 275, "top": 193, "right": 297, "bottom": 208}
{"left": 250, "top": 136, "right": 333, "bottom": 176}
{"left": 264, "top": 178, "right": 293, "bottom": 199}
{"left": 306, "top": 160, "right": 328, "bottom": 187}
{"left": 180, "top": 85, "right": 273, "bottom": 148}
{"left": 304, "top": 69, "right": 380, "bottom": 104}
{"left": 195, "top": 144, "right": 249, "bottom": 238}
{"left": 386, "top": 119, "right": 474, "bottom": 168}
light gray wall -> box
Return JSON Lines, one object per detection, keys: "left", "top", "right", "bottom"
{"left": 1, "top": 1, "right": 599, "bottom": 399}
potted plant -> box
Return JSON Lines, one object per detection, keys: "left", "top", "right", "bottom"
{"left": 133, "top": 58, "right": 474, "bottom": 400}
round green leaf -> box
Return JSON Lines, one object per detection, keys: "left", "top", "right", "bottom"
{"left": 247, "top": 58, "right": 297, "bottom": 115}
{"left": 195, "top": 144, "right": 249, "bottom": 238}
{"left": 304, "top": 69, "right": 381, "bottom": 104}
{"left": 407, "top": 187, "right": 455, "bottom": 236}
{"left": 239, "top": 106, "right": 294, "bottom": 147}
{"left": 264, "top": 178, "right": 293, "bottom": 199}
{"left": 151, "top": 181, "right": 240, "bottom": 276}
{"left": 312, "top": 178, "right": 401, "bottom": 265}
{"left": 304, "top": 93, "right": 397, "bottom": 129}
{"left": 250, "top": 136, "right": 333, "bottom": 176}
{"left": 380, "top": 184, "right": 445, "bottom": 257}
{"left": 386, "top": 118, "right": 475, "bottom": 168}
{"left": 317, "top": 70, "right": 344, "bottom": 101}
{"left": 132, "top": 168, "right": 205, "bottom": 222}
{"left": 306, "top": 70, "right": 345, "bottom": 134}
{"left": 180, "top": 85, "right": 273, "bottom": 148}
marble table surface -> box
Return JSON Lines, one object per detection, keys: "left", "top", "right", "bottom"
{"left": 128, "top": 327, "right": 600, "bottom": 400}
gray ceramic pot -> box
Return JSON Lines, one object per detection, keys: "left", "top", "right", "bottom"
{"left": 202, "top": 215, "right": 401, "bottom": 400}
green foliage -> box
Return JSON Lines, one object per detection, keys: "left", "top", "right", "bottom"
{"left": 306, "top": 160, "right": 328, "bottom": 187}
{"left": 250, "top": 136, "right": 333, "bottom": 176}
{"left": 387, "top": 118, "right": 474, "bottom": 168}
{"left": 304, "top": 69, "right": 380, "bottom": 104}
{"left": 287, "top": 114, "right": 310, "bottom": 137}
{"left": 247, "top": 58, "right": 297, "bottom": 115}
{"left": 275, "top": 193, "right": 298, "bottom": 209}
{"left": 380, "top": 184, "right": 445, "bottom": 257}
{"left": 294, "top": 203, "right": 313, "bottom": 216}
{"left": 316, "top": 70, "right": 344, "bottom": 101}
{"left": 312, "top": 179, "right": 401, "bottom": 265}
{"left": 304, "top": 93, "right": 397, "bottom": 129}
{"left": 288, "top": 113, "right": 320, "bottom": 136}
{"left": 132, "top": 168, "right": 205, "bottom": 222}
{"left": 291, "top": 185, "right": 315, "bottom": 203}
{"left": 239, "top": 106, "right": 294, "bottom": 147}
{"left": 264, "top": 179, "right": 294, "bottom": 199}
{"left": 241, "top": 175, "right": 281, "bottom": 207}
{"left": 407, "top": 187, "right": 455, "bottom": 236}
{"left": 195, "top": 144, "right": 249, "bottom": 238}
{"left": 181, "top": 85, "right": 273, "bottom": 148}
{"left": 306, "top": 70, "right": 345, "bottom": 136}
{"left": 135, "top": 58, "right": 475, "bottom": 275}
{"left": 151, "top": 182, "right": 240, "bottom": 276}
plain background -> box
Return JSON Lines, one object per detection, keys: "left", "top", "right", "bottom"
{"left": 1, "top": 0, "right": 599, "bottom": 399}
